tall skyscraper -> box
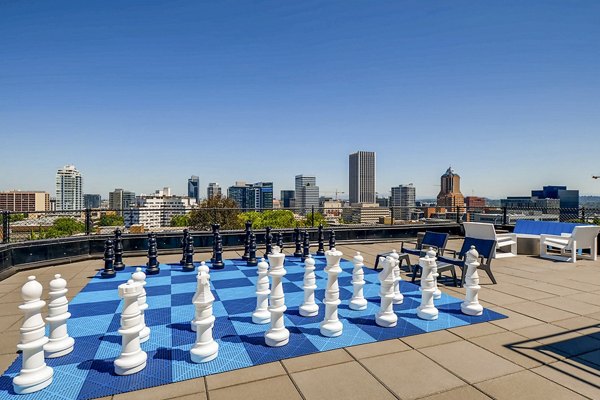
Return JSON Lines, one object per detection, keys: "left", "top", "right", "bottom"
{"left": 280, "top": 190, "right": 295, "bottom": 208}
{"left": 83, "top": 194, "right": 101, "bottom": 209}
{"left": 349, "top": 151, "right": 376, "bottom": 204}
{"left": 391, "top": 184, "right": 416, "bottom": 220}
{"left": 227, "top": 181, "right": 273, "bottom": 210}
{"left": 109, "top": 188, "right": 136, "bottom": 213}
{"left": 436, "top": 167, "right": 465, "bottom": 209}
{"left": 207, "top": 182, "right": 222, "bottom": 199}
{"left": 295, "top": 175, "right": 319, "bottom": 215}
{"left": 56, "top": 165, "right": 83, "bottom": 211}
{"left": 188, "top": 176, "right": 200, "bottom": 202}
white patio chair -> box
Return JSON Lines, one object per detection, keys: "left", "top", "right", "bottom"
{"left": 540, "top": 226, "right": 600, "bottom": 263}
{"left": 463, "top": 222, "right": 517, "bottom": 258}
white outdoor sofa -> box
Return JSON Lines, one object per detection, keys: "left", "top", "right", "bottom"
{"left": 540, "top": 225, "right": 600, "bottom": 263}
{"left": 463, "top": 222, "right": 517, "bottom": 258}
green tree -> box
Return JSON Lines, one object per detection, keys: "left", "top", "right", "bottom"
{"left": 98, "top": 214, "right": 125, "bottom": 226}
{"left": 239, "top": 210, "right": 298, "bottom": 229}
{"left": 302, "top": 212, "right": 328, "bottom": 228}
{"left": 171, "top": 214, "right": 190, "bottom": 227}
{"left": 35, "top": 217, "right": 86, "bottom": 239}
{"left": 189, "top": 195, "right": 242, "bottom": 230}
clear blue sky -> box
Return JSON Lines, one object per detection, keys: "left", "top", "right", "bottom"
{"left": 1, "top": 0, "right": 599, "bottom": 199}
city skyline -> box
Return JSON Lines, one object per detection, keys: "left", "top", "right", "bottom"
{"left": 2, "top": 2, "right": 599, "bottom": 197}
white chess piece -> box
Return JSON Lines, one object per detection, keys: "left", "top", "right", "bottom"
{"left": 132, "top": 268, "right": 150, "bottom": 343}
{"left": 44, "top": 274, "right": 75, "bottom": 358}
{"left": 265, "top": 246, "right": 290, "bottom": 347}
{"left": 13, "top": 276, "right": 54, "bottom": 394}
{"left": 190, "top": 266, "right": 219, "bottom": 363}
{"left": 114, "top": 279, "right": 148, "bottom": 375}
{"left": 320, "top": 248, "right": 344, "bottom": 337}
{"left": 461, "top": 246, "right": 484, "bottom": 316}
{"left": 375, "top": 257, "right": 398, "bottom": 327}
{"left": 389, "top": 249, "right": 404, "bottom": 305}
{"left": 417, "top": 252, "right": 439, "bottom": 321}
{"left": 191, "top": 261, "right": 210, "bottom": 332}
{"left": 252, "top": 258, "right": 271, "bottom": 324}
{"left": 426, "top": 247, "right": 442, "bottom": 300}
{"left": 349, "top": 252, "right": 368, "bottom": 311}
{"left": 299, "top": 255, "right": 319, "bottom": 317}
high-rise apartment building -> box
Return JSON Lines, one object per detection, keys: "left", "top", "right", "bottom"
{"left": 188, "top": 176, "right": 200, "bottom": 202}
{"left": 109, "top": 188, "right": 136, "bottom": 213}
{"left": 0, "top": 191, "right": 50, "bottom": 212}
{"left": 56, "top": 165, "right": 83, "bottom": 211}
{"left": 83, "top": 194, "right": 101, "bottom": 209}
{"left": 436, "top": 167, "right": 465, "bottom": 209}
{"left": 280, "top": 190, "right": 295, "bottom": 208}
{"left": 349, "top": 151, "right": 376, "bottom": 204}
{"left": 207, "top": 183, "right": 222, "bottom": 199}
{"left": 124, "top": 196, "right": 195, "bottom": 228}
{"left": 295, "top": 175, "right": 319, "bottom": 215}
{"left": 391, "top": 184, "right": 416, "bottom": 220}
{"left": 227, "top": 181, "right": 273, "bottom": 210}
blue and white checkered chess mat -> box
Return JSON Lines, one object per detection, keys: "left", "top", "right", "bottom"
{"left": 0, "top": 255, "right": 506, "bottom": 399}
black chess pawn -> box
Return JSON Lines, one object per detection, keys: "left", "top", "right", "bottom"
{"left": 210, "top": 224, "right": 220, "bottom": 263}
{"left": 212, "top": 234, "right": 225, "bottom": 269}
{"left": 101, "top": 239, "right": 116, "bottom": 278}
{"left": 113, "top": 228, "right": 125, "bottom": 271}
{"left": 328, "top": 230, "right": 336, "bottom": 250}
{"left": 302, "top": 229, "right": 310, "bottom": 260}
{"left": 146, "top": 233, "right": 160, "bottom": 275}
{"left": 180, "top": 229, "right": 189, "bottom": 265}
{"left": 293, "top": 227, "right": 303, "bottom": 257}
{"left": 182, "top": 234, "right": 195, "bottom": 272}
{"left": 276, "top": 231, "right": 284, "bottom": 251}
{"left": 264, "top": 226, "right": 273, "bottom": 258}
{"left": 316, "top": 224, "right": 325, "bottom": 256}
{"left": 247, "top": 232, "right": 258, "bottom": 266}
{"left": 242, "top": 220, "right": 252, "bottom": 260}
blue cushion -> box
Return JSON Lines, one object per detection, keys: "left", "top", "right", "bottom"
{"left": 421, "top": 232, "right": 449, "bottom": 249}
{"left": 458, "top": 237, "right": 496, "bottom": 259}
{"left": 513, "top": 220, "right": 582, "bottom": 236}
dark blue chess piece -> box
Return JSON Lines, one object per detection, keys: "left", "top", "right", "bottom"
{"left": 276, "top": 231, "right": 283, "bottom": 251}
{"left": 180, "top": 229, "right": 189, "bottom": 265}
{"left": 293, "top": 227, "right": 303, "bottom": 257}
{"left": 212, "top": 233, "right": 224, "bottom": 269}
{"left": 101, "top": 239, "right": 116, "bottom": 278}
{"left": 113, "top": 228, "right": 125, "bottom": 271}
{"left": 247, "top": 232, "right": 258, "bottom": 266}
{"left": 146, "top": 233, "right": 160, "bottom": 275}
{"left": 264, "top": 226, "right": 273, "bottom": 258}
{"left": 211, "top": 224, "right": 220, "bottom": 263}
{"left": 182, "top": 234, "right": 195, "bottom": 272}
{"left": 242, "top": 220, "right": 252, "bottom": 261}
{"left": 302, "top": 229, "right": 310, "bottom": 260}
{"left": 328, "top": 230, "right": 336, "bottom": 250}
{"left": 316, "top": 224, "right": 325, "bottom": 256}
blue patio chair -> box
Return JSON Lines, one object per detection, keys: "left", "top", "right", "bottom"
{"left": 435, "top": 237, "right": 497, "bottom": 287}
{"left": 393, "top": 231, "right": 449, "bottom": 277}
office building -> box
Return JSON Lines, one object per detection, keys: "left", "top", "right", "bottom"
{"left": 124, "top": 196, "right": 195, "bottom": 229}
{"left": 465, "top": 196, "right": 486, "bottom": 209}
{"left": 391, "top": 184, "right": 416, "bottom": 220}
{"left": 227, "top": 181, "right": 273, "bottom": 210}
{"left": 349, "top": 151, "right": 376, "bottom": 204}
{"left": 0, "top": 191, "right": 50, "bottom": 212}
{"left": 83, "top": 194, "right": 101, "bottom": 209}
{"left": 207, "top": 183, "right": 222, "bottom": 199}
{"left": 342, "top": 203, "right": 390, "bottom": 224}
{"left": 295, "top": 175, "right": 319, "bottom": 215}
{"left": 109, "top": 189, "right": 136, "bottom": 213}
{"left": 188, "top": 176, "right": 200, "bottom": 202}
{"left": 280, "top": 190, "right": 295, "bottom": 208}
{"left": 436, "top": 167, "right": 465, "bottom": 209}
{"left": 56, "top": 165, "right": 83, "bottom": 211}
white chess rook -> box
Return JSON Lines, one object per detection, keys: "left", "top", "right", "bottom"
{"left": 114, "top": 280, "right": 148, "bottom": 375}
{"left": 132, "top": 268, "right": 151, "bottom": 343}
{"left": 191, "top": 262, "right": 210, "bottom": 331}
{"left": 417, "top": 251, "right": 439, "bottom": 321}
{"left": 44, "top": 274, "right": 75, "bottom": 358}
{"left": 375, "top": 256, "right": 398, "bottom": 327}
{"left": 389, "top": 249, "right": 404, "bottom": 305}
{"left": 320, "top": 248, "right": 344, "bottom": 337}
{"left": 299, "top": 255, "right": 319, "bottom": 317}
{"left": 13, "top": 276, "right": 54, "bottom": 394}
{"left": 461, "top": 246, "right": 484, "bottom": 316}
{"left": 252, "top": 258, "right": 271, "bottom": 324}
{"left": 191, "top": 266, "right": 219, "bottom": 363}
{"left": 265, "top": 246, "right": 290, "bottom": 347}
{"left": 349, "top": 252, "right": 368, "bottom": 311}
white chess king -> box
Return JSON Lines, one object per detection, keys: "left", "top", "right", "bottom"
{"left": 461, "top": 246, "right": 484, "bottom": 316}
{"left": 265, "top": 246, "right": 290, "bottom": 347}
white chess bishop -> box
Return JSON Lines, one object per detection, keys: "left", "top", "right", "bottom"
{"left": 191, "top": 265, "right": 219, "bottom": 363}
{"left": 44, "top": 274, "right": 75, "bottom": 358}
{"left": 265, "top": 246, "right": 290, "bottom": 347}
{"left": 320, "top": 248, "right": 344, "bottom": 337}
{"left": 299, "top": 255, "right": 319, "bottom": 317}
{"left": 191, "top": 262, "right": 210, "bottom": 331}
{"left": 252, "top": 258, "right": 271, "bottom": 324}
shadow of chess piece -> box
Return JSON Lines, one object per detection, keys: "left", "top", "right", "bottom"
{"left": 114, "top": 228, "right": 125, "bottom": 271}
{"left": 101, "top": 239, "right": 116, "bottom": 279}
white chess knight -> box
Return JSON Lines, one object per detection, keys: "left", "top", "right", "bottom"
{"left": 252, "top": 258, "right": 271, "bottom": 324}
{"left": 389, "top": 249, "right": 404, "bottom": 305}
{"left": 299, "top": 255, "right": 319, "bottom": 317}
{"left": 320, "top": 248, "right": 344, "bottom": 337}
{"left": 375, "top": 256, "right": 398, "bottom": 327}
{"left": 132, "top": 268, "right": 151, "bottom": 343}
{"left": 349, "top": 252, "right": 367, "bottom": 311}
{"left": 190, "top": 265, "right": 219, "bottom": 363}
{"left": 265, "top": 246, "right": 290, "bottom": 347}
{"left": 461, "top": 246, "right": 484, "bottom": 316}
{"left": 191, "top": 262, "right": 210, "bottom": 331}
{"left": 13, "top": 276, "right": 54, "bottom": 394}
{"left": 417, "top": 250, "right": 439, "bottom": 321}
{"left": 44, "top": 274, "right": 75, "bottom": 358}
{"left": 114, "top": 280, "right": 148, "bottom": 375}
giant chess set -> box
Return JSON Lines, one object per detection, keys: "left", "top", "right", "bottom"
{"left": 0, "top": 225, "right": 505, "bottom": 399}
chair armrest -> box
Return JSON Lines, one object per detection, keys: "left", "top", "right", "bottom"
{"left": 496, "top": 232, "right": 517, "bottom": 240}
{"left": 445, "top": 249, "right": 458, "bottom": 257}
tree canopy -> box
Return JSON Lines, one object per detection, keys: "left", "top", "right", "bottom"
{"left": 98, "top": 214, "right": 125, "bottom": 226}
{"left": 188, "top": 195, "right": 242, "bottom": 230}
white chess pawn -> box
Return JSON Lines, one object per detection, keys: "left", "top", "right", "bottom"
{"left": 44, "top": 274, "right": 75, "bottom": 358}
{"left": 299, "top": 255, "right": 319, "bottom": 317}
{"left": 389, "top": 249, "right": 404, "bottom": 305}
{"left": 191, "top": 262, "right": 210, "bottom": 332}
{"left": 426, "top": 247, "right": 442, "bottom": 300}
{"left": 417, "top": 252, "right": 439, "bottom": 321}
{"left": 13, "top": 276, "right": 54, "bottom": 394}
{"left": 265, "top": 246, "right": 290, "bottom": 347}
{"left": 320, "top": 248, "right": 344, "bottom": 337}
{"left": 132, "top": 268, "right": 150, "bottom": 343}
{"left": 461, "top": 246, "right": 484, "bottom": 316}
{"left": 349, "top": 252, "right": 368, "bottom": 310}
{"left": 375, "top": 257, "right": 398, "bottom": 327}
{"left": 114, "top": 280, "right": 147, "bottom": 375}
{"left": 252, "top": 258, "right": 271, "bottom": 324}
{"left": 191, "top": 266, "right": 219, "bottom": 363}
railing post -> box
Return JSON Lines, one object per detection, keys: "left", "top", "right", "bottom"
{"left": 85, "top": 208, "right": 92, "bottom": 235}
{"left": 311, "top": 205, "right": 315, "bottom": 227}
{"left": 502, "top": 206, "right": 508, "bottom": 225}
{"left": 2, "top": 211, "right": 9, "bottom": 243}
{"left": 581, "top": 207, "right": 585, "bottom": 223}
{"left": 456, "top": 206, "right": 460, "bottom": 223}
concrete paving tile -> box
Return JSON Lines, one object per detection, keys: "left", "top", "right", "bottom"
{"left": 169, "top": 393, "right": 207, "bottom": 400}
{"left": 552, "top": 316, "right": 600, "bottom": 333}
{"left": 448, "top": 322, "right": 506, "bottom": 339}
{"left": 489, "top": 283, "right": 556, "bottom": 301}
{"left": 575, "top": 349, "right": 600, "bottom": 367}
{"left": 400, "top": 329, "right": 461, "bottom": 349}
{"left": 0, "top": 314, "right": 21, "bottom": 333}
{"left": 475, "top": 288, "right": 525, "bottom": 306}
{"left": 210, "top": 375, "right": 301, "bottom": 400}
{"left": 476, "top": 370, "right": 586, "bottom": 399}
{"left": 345, "top": 338, "right": 410, "bottom": 359}
{"left": 0, "top": 330, "right": 20, "bottom": 355}
{"left": 566, "top": 292, "right": 600, "bottom": 306}
{"left": 513, "top": 323, "right": 569, "bottom": 342}
{"left": 537, "top": 296, "right": 600, "bottom": 316}
{"left": 113, "top": 377, "right": 205, "bottom": 400}
{"left": 291, "top": 361, "right": 396, "bottom": 400}
{"left": 360, "top": 350, "right": 465, "bottom": 400}
{"left": 532, "top": 359, "right": 600, "bottom": 399}
{"left": 420, "top": 341, "right": 523, "bottom": 384}
{"left": 488, "top": 307, "right": 546, "bottom": 330}
{"left": 0, "top": 353, "right": 17, "bottom": 373}
{"left": 521, "top": 281, "right": 580, "bottom": 296}
{"left": 419, "top": 385, "right": 492, "bottom": 400}
{"left": 206, "top": 362, "right": 286, "bottom": 390}
{"left": 503, "top": 302, "right": 577, "bottom": 323}
{"left": 282, "top": 349, "right": 353, "bottom": 373}
{"left": 514, "top": 323, "right": 600, "bottom": 357}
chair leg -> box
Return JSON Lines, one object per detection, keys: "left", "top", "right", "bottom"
{"left": 593, "top": 238, "right": 598, "bottom": 262}
{"left": 483, "top": 265, "right": 497, "bottom": 284}
{"left": 571, "top": 240, "right": 577, "bottom": 263}
{"left": 411, "top": 265, "right": 421, "bottom": 283}
{"left": 459, "top": 266, "right": 466, "bottom": 288}
{"left": 450, "top": 267, "right": 458, "bottom": 287}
